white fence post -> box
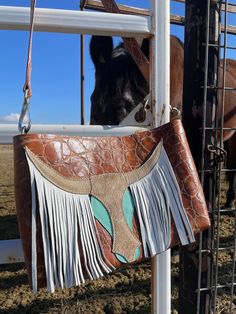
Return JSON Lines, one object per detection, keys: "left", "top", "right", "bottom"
{"left": 151, "top": 0, "right": 171, "bottom": 313}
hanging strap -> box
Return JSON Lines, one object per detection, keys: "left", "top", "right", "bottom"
{"left": 18, "top": 0, "right": 36, "bottom": 134}
{"left": 23, "top": 0, "right": 36, "bottom": 98}
{"left": 100, "top": 0, "right": 150, "bottom": 84}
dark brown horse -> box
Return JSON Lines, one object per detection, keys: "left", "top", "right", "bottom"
{"left": 90, "top": 35, "right": 236, "bottom": 208}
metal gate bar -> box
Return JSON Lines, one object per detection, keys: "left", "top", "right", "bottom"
{"left": 181, "top": 0, "right": 220, "bottom": 312}
{"left": 199, "top": 0, "right": 236, "bottom": 312}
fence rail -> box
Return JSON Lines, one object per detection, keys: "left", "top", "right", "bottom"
{"left": 0, "top": 6, "right": 150, "bottom": 37}
{"left": 1, "top": 4, "right": 236, "bottom": 36}
{"left": 83, "top": 0, "right": 236, "bottom": 33}
{"left": 0, "top": 240, "right": 24, "bottom": 264}
{"left": 0, "top": 124, "right": 147, "bottom": 144}
{"left": 83, "top": 0, "right": 236, "bottom": 15}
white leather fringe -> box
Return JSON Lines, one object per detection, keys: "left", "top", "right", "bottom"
{"left": 129, "top": 148, "right": 195, "bottom": 258}
{"left": 26, "top": 155, "right": 114, "bottom": 293}
{"left": 26, "top": 145, "right": 195, "bottom": 293}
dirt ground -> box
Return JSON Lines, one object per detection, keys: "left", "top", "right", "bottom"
{"left": 0, "top": 144, "right": 235, "bottom": 314}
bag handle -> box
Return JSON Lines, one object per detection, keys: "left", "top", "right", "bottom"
{"left": 18, "top": 0, "right": 36, "bottom": 133}
{"left": 100, "top": 0, "right": 150, "bottom": 83}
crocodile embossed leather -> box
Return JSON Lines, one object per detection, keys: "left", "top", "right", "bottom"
{"left": 14, "top": 119, "right": 210, "bottom": 292}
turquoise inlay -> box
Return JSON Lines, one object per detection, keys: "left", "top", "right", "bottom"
{"left": 90, "top": 189, "right": 140, "bottom": 263}
{"left": 123, "top": 189, "right": 135, "bottom": 229}
{"left": 115, "top": 253, "right": 128, "bottom": 263}
{"left": 91, "top": 196, "right": 113, "bottom": 235}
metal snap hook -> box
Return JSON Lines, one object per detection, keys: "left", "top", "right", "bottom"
{"left": 18, "top": 89, "right": 32, "bottom": 134}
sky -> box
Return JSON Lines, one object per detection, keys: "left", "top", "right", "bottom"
{"left": 0, "top": 1, "right": 235, "bottom": 125}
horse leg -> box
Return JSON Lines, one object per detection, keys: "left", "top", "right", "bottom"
{"left": 225, "top": 132, "right": 236, "bottom": 209}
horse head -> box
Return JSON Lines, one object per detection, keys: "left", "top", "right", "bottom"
{"left": 90, "top": 36, "right": 184, "bottom": 125}
{"left": 89, "top": 36, "right": 150, "bottom": 125}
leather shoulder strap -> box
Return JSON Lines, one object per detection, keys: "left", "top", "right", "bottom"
{"left": 100, "top": 0, "right": 150, "bottom": 84}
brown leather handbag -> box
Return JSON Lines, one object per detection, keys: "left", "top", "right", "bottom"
{"left": 13, "top": 0, "right": 210, "bottom": 293}
{"left": 14, "top": 119, "right": 210, "bottom": 292}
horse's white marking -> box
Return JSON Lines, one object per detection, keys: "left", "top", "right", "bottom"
{"left": 123, "top": 91, "right": 134, "bottom": 103}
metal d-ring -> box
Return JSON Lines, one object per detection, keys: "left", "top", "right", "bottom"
{"left": 170, "top": 106, "right": 181, "bottom": 119}
{"left": 18, "top": 90, "right": 32, "bottom": 134}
